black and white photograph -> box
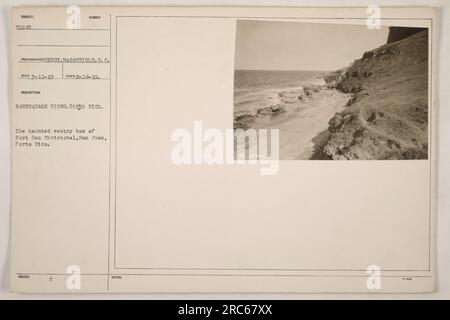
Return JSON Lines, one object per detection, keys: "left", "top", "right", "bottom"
{"left": 233, "top": 20, "right": 429, "bottom": 160}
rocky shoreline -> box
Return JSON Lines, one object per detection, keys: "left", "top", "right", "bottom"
{"left": 233, "top": 83, "right": 328, "bottom": 131}
{"left": 234, "top": 81, "right": 351, "bottom": 159}
{"left": 311, "top": 28, "right": 429, "bottom": 160}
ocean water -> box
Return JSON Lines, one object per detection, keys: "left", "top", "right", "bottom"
{"left": 234, "top": 70, "right": 325, "bottom": 117}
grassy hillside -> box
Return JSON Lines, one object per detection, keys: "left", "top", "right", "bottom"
{"left": 315, "top": 29, "right": 429, "bottom": 160}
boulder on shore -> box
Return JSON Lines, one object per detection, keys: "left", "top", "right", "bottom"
{"left": 257, "top": 104, "right": 286, "bottom": 115}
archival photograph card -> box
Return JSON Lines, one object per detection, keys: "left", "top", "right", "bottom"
{"left": 10, "top": 6, "right": 436, "bottom": 293}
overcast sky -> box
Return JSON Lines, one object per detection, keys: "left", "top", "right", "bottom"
{"left": 235, "top": 20, "right": 389, "bottom": 71}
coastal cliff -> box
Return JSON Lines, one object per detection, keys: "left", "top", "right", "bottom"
{"left": 314, "top": 28, "right": 429, "bottom": 160}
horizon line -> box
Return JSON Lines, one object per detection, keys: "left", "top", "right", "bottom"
{"left": 235, "top": 69, "right": 333, "bottom": 72}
